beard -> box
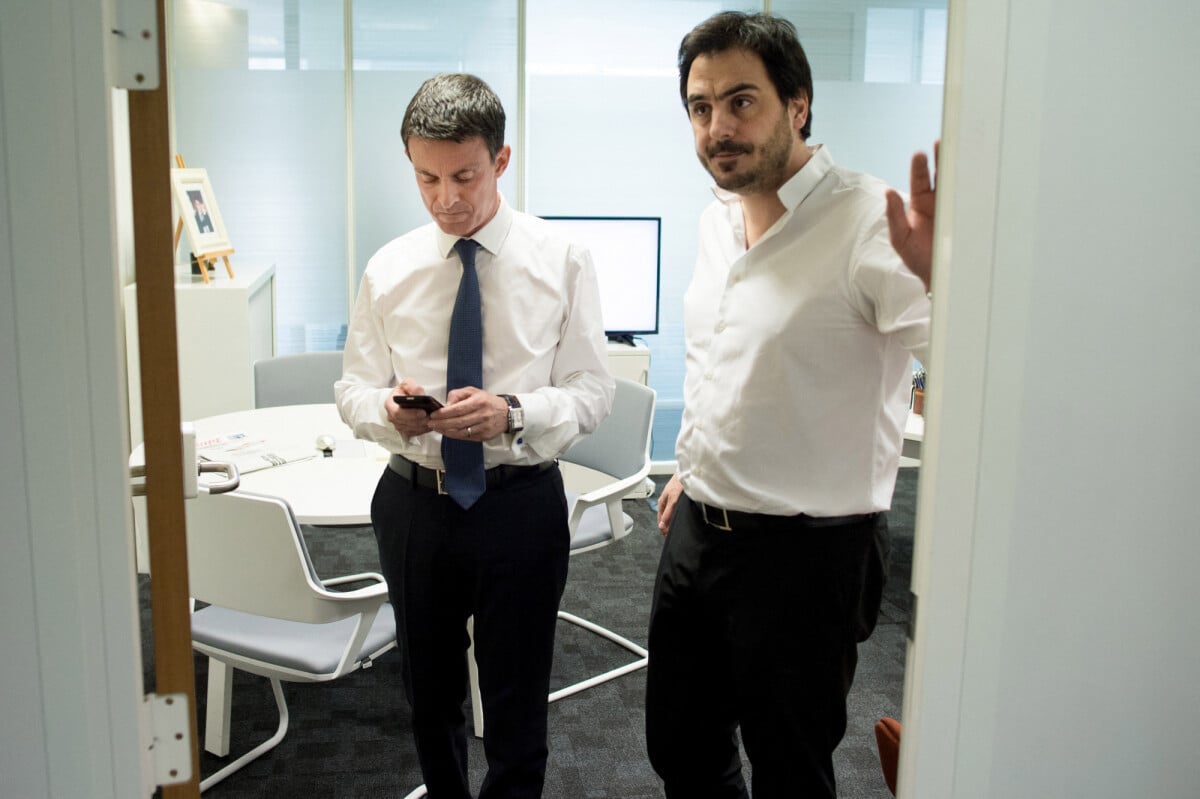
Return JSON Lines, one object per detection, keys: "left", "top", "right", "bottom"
{"left": 700, "top": 111, "right": 796, "bottom": 194}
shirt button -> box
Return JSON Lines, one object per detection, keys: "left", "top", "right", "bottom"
{"left": 717, "top": 321, "right": 727, "bottom": 332}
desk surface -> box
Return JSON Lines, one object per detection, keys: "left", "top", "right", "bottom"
{"left": 132, "top": 404, "right": 388, "bottom": 526}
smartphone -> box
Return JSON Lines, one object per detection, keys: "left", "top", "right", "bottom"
{"left": 394, "top": 394, "right": 444, "bottom": 413}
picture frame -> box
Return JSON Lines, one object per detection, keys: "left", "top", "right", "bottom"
{"left": 170, "top": 166, "right": 234, "bottom": 269}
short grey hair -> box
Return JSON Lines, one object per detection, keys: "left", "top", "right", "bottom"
{"left": 401, "top": 73, "right": 506, "bottom": 160}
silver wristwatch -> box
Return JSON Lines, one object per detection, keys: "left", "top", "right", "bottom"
{"left": 500, "top": 394, "right": 524, "bottom": 433}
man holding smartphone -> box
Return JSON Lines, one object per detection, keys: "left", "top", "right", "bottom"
{"left": 646, "top": 12, "right": 931, "bottom": 799}
{"left": 335, "top": 73, "right": 613, "bottom": 798}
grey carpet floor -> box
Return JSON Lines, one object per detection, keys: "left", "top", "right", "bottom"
{"left": 143, "top": 469, "right": 915, "bottom": 797}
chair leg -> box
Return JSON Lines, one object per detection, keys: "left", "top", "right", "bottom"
{"left": 464, "top": 611, "right": 649, "bottom": 742}
{"left": 549, "top": 611, "right": 649, "bottom": 703}
{"left": 199, "top": 677, "right": 290, "bottom": 792}
{"left": 204, "top": 658, "right": 234, "bottom": 756}
{"left": 467, "top": 615, "right": 484, "bottom": 738}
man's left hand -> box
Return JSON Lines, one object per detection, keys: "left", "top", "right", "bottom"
{"left": 428, "top": 386, "right": 509, "bottom": 441}
{"left": 885, "top": 141, "right": 939, "bottom": 292}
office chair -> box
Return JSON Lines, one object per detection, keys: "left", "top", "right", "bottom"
{"left": 467, "top": 376, "right": 656, "bottom": 737}
{"left": 253, "top": 350, "right": 344, "bottom": 408}
{"left": 185, "top": 490, "right": 397, "bottom": 791}
{"left": 875, "top": 716, "right": 902, "bottom": 796}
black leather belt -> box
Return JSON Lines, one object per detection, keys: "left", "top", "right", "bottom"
{"left": 388, "top": 454, "right": 554, "bottom": 495}
{"left": 693, "top": 498, "right": 879, "bottom": 533}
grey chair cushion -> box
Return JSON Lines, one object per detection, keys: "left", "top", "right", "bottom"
{"left": 192, "top": 602, "right": 395, "bottom": 675}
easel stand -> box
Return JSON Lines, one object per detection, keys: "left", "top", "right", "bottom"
{"left": 182, "top": 249, "right": 235, "bottom": 283}
{"left": 174, "top": 154, "right": 234, "bottom": 284}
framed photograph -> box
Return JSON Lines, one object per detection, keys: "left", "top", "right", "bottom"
{"left": 170, "top": 167, "right": 233, "bottom": 258}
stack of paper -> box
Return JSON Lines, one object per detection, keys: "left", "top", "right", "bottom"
{"left": 196, "top": 431, "right": 316, "bottom": 474}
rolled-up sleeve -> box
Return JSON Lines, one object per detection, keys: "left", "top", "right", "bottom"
{"left": 519, "top": 244, "right": 614, "bottom": 460}
{"left": 335, "top": 271, "right": 407, "bottom": 449}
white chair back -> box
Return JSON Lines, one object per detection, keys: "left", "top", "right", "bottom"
{"left": 186, "top": 490, "right": 341, "bottom": 625}
{"left": 562, "top": 376, "right": 655, "bottom": 479}
{"left": 253, "top": 351, "right": 344, "bottom": 408}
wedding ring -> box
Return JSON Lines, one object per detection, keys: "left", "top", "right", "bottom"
{"left": 467, "top": 426, "right": 473, "bottom": 438}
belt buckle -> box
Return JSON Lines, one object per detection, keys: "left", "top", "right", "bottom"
{"left": 701, "top": 503, "right": 733, "bottom": 531}
{"left": 435, "top": 469, "right": 448, "bottom": 495}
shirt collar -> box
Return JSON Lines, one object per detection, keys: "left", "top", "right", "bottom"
{"left": 434, "top": 193, "right": 513, "bottom": 259}
{"left": 709, "top": 143, "right": 833, "bottom": 213}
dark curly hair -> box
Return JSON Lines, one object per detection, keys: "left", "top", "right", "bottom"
{"left": 678, "top": 11, "right": 814, "bottom": 140}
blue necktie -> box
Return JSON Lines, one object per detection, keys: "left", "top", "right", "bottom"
{"left": 442, "top": 238, "right": 485, "bottom": 508}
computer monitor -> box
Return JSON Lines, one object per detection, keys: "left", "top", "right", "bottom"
{"left": 540, "top": 216, "right": 661, "bottom": 341}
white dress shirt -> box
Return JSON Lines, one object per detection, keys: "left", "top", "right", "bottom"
{"left": 677, "top": 146, "right": 930, "bottom": 517}
{"left": 336, "top": 196, "right": 614, "bottom": 468}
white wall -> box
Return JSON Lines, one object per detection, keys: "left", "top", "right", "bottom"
{"left": 0, "top": 2, "right": 146, "bottom": 797}
{"left": 903, "top": 1, "right": 1200, "bottom": 796}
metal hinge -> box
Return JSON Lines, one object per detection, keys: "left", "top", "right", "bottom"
{"left": 907, "top": 590, "right": 918, "bottom": 641}
{"left": 108, "top": 0, "right": 160, "bottom": 90}
{"left": 143, "top": 693, "right": 193, "bottom": 787}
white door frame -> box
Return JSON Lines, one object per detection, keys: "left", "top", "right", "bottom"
{"left": 898, "top": 0, "right": 1016, "bottom": 794}
{"left": 0, "top": 2, "right": 148, "bottom": 796}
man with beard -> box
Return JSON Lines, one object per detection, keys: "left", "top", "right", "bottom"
{"left": 645, "top": 12, "right": 932, "bottom": 798}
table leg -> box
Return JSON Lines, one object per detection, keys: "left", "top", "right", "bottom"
{"left": 204, "top": 658, "right": 234, "bottom": 756}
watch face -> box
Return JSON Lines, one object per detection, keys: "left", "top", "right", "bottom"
{"left": 509, "top": 406, "right": 525, "bottom": 432}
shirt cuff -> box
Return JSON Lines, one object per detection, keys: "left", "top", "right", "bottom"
{"left": 516, "top": 391, "right": 547, "bottom": 436}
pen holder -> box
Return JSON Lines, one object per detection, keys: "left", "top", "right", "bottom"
{"left": 912, "top": 388, "right": 925, "bottom": 416}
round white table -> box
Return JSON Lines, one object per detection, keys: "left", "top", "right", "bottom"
{"left": 130, "top": 404, "right": 389, "bottom": 573}
{"left": 190, "top": 404, "right": 388, "bottom": 525}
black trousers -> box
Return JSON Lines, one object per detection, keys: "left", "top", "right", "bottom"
{"left": 371, "top": 463, "right": 570, "bottom": 799}
{"left": 645, "top": 492, "right": 889, "bottom": 799}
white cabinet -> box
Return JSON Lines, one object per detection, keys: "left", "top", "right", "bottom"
{"left": 606, "top": 339, "right": 650, "bottom": 384}
{"left": 125, "top": 262, "right": 275, "bottom": 445}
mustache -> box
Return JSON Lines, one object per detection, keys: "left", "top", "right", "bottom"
{"left": 707, "top": 141, "right": 752, "bottom": 158}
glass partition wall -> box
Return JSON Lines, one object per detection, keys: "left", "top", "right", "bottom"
{"left": 170, "top": 0, "right": 518, "bottom": 354}
{"left": 170, "top": 0, "right": 945, "bottom": 458}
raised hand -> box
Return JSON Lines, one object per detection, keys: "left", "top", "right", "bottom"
{"left": 885, "top": 141, "right": 939, "bottom": 291}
